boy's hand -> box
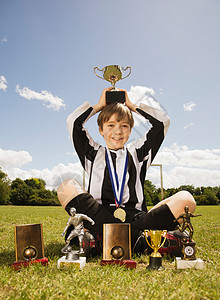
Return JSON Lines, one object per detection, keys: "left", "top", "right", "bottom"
{"left": 92, "top": 88, "right": 112, "bottom": 112}
{"left": 118, "top": 88, "right": 137, "bottom": 112}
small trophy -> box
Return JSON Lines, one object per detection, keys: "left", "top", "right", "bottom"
{"left": 144, "top": 230, "right": 167, "bottom": 270}
{"left": 57, "top": 207, "right": 95, "bottom": 269}
{"left": 12, "top": 223, "right": 48, "bottom": 270}
{"left": 94, "top": 65, "right": 131, "bottom": 104}
{"left": 100, "top": 223, "right": 137, "bottom": 269}
{"left": 175, "top": 206, "right": 204, "bottom": 269}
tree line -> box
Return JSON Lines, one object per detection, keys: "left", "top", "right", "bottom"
{"left": 0, "top": 168, "right": 219, "bottom": 206}
{"left": 144, "top": 180, "right": 220, "bottom": 206}
{"left": 0, "top": 168, "right": 59, "bottom": 206}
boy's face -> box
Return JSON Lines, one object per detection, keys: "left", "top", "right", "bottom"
{"left": 99, "top": 113, "right": 131, "bottom": 150}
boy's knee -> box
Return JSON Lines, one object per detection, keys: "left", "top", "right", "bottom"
{"left": 57, "top": 179, "right": 86, "bottom": 209}
{"left": 177, "top": 190, "right": 196, "bottom": 212}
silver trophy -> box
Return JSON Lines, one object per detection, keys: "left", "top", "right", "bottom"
{"left": 57, "top": 208, "right": 95, "bottom": 269}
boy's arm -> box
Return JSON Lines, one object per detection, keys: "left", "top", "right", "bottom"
{"left": 92, "top": 88, "right": 112, "bottom": 112}
{"left": 125, "top": 90, "right": 170, "bottom": 164}
{"left": 67, "top": 102, "right": 99, "bottom": 171}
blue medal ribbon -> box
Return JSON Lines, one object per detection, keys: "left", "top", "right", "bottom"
{"left": 105, "top": 147, "right": 128, "bottom": 208}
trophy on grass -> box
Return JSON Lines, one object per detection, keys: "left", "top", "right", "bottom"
{"left": 175, "top": 206, "right": 204, "bottom": 269}
{"left": 100, "top": 223, "right": 137, "bottom": 269}
{"left": 144, "top": 230, "right": 167, "bottom": 270}
{"left": 12, "top": 223, "right": 48, "bottom": 270}
{"left": 57, "top": 207, "right": 95, "bottom": 269}
{"left": 94, "top": 65, "right": 131, "bottom": 104}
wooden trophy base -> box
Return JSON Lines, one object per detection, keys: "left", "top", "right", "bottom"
{"left": 100, "top": 259, "right": 137, "bottom": 269}
{"left": 12, "top": 257, "right": 48, "bottom": 271}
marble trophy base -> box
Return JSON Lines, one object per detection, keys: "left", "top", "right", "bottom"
{"left": 100, "top": 259, "right": 137, "bottom": 269}
{"left": 57, "top": 256, "right": 86, "bottom": 269}
{"left": 12, "top": 257, "right": 48, "bottom": 271}
{"left": 175, "top": 257, "right": 204, "bottom": 269}
{"left": 57, "top": 251, "right": 86, "bottom": 269}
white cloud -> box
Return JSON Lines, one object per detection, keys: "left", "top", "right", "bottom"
{"left": 3, "top": 162, "right": 86, "bottom": 190}
{"left": 154, "top": 143, "right": 220, "bottom": 169}
{"left": 15, "top": 85, "right": 66, "bottom": 111}
{"left": 147, "top": 143, "right": 220, "bottom": 188}
{"left": 163, "top": 167, "right": 220, "bottom": 188}
{"left": 0, "top": 148, "right": 32, "bottom": 168}
{"left": 1, "top": 37, "right": 8, "bottom": 43}
{"left": 0, "top": 76, "right": 8, "bottom": 91}
{"left": 183, "top": 122, "right": 194, "bottom": 130}
{"left": 127, "top": 86, "right": 167, "bottom": 127}
{"left": 183, "top": 101, "right": 196, "bottom": 112}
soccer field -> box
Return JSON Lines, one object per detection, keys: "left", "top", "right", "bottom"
{"left": 0, "top": 206, "right": 219, "bottom": 299}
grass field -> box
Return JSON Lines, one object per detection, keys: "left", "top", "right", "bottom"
{"left": 0, "top": 205, "right": 219, "bottom": 299}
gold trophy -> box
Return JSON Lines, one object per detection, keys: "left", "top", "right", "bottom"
{"left": 94, "top": 65, "right": 131, "bottom": 104}
{"left": 144, "top": 230, "right": 167, "bottom": 270}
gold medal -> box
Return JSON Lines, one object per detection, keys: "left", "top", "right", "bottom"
{"left": 114, "top": 207, "right": 126, "bottom": 222}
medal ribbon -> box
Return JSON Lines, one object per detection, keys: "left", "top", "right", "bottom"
{"left": 105, "top": 147, "right": 128, "bottom": 208}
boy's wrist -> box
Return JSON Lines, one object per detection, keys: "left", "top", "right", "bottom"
{"left": 127, "top": 103, "right": 138, "bottom": 112}
{"left": 92, "top": 104, "right": 103, "bottom": 113}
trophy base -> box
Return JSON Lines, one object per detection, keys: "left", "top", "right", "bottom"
{"left": 175, "top": 257, "right": 204, "bottom": 269}
{"left": 12, "top": 257, "right": 48, "bottom": 271}
{"left": 57, "top": 256, "right": 86, "bottom": 269}
{"left": 100, "top": 259, "right": 137, "bottom": 269}
{"left": 147, "top": 256, "right": 164, "bottom": 271}
{"left": 106, "top": 91, "right": 125, "bottom": 104}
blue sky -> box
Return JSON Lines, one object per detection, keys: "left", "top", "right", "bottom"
{"left": 0, "top": 0, "right": 219, "bottom": 189}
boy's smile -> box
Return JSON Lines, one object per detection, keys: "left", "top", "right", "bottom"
{"left": 99, "top": 113, "right": 131, "bottom": 150}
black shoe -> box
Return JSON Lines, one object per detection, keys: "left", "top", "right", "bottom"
{"left": 132, "top": 232, "right": 153, "bottom": 255}
{"left": 133, "top": 230, "right": 189, "bottom": 257}
{"left": 159, "top": 230, "right": 189, "bottom": 257}
{"left": 82, "top": 231, "right": 99, "bottom": 258}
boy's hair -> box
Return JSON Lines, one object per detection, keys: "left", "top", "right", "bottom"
{"left": 97, "top": 103, "right": 134, "bottom": 130}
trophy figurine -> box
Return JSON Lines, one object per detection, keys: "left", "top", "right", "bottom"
{"left": 57, "top": 207, "right": 95, "bottom": 269}
{"left": 144, "top": 230, "right": 167, "bottom": 270}
{"left": 175, "top": 206, "right": 204, "bottom": 269}
{"left": 94, "top": 65, "right": 131, "bottom": 104}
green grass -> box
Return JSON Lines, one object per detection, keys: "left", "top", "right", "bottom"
{"left": 0, "top": 206, "right": 219, "bottom": 299}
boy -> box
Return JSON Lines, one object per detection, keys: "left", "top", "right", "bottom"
{"left": 57, "top": 88, "right": 196, "bottom": 254}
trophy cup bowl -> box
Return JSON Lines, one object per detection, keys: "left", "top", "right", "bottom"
{"left": 94, "top": 65, "right": 131, "bottom": 104}
{"left": 144, "top": 230, "right": 167, "bottom": 270}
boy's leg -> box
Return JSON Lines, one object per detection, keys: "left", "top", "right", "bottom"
{"left": 131, "top": 191, "right": 196, "bottom": 254}
{"left": 131, "top": 191, "right": 196, "bottom": 232}
{"left": 57, "top": 178, "right": 119, "bottom": 235}
{"left": 148, "top": 191, "right": 196, "bottom": 220}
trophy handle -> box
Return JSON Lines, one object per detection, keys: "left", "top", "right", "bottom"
{"left": 94, "top": 67, "right": 105, "bottom": 80}
{"left": 158, "top": 230, "right": 167, "bottom": 249}
{"left": 121, "top": 66, "right": 131, "bottom": 80}
{"left": 144, "top": 230, "right": 154, "bottom": 250}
